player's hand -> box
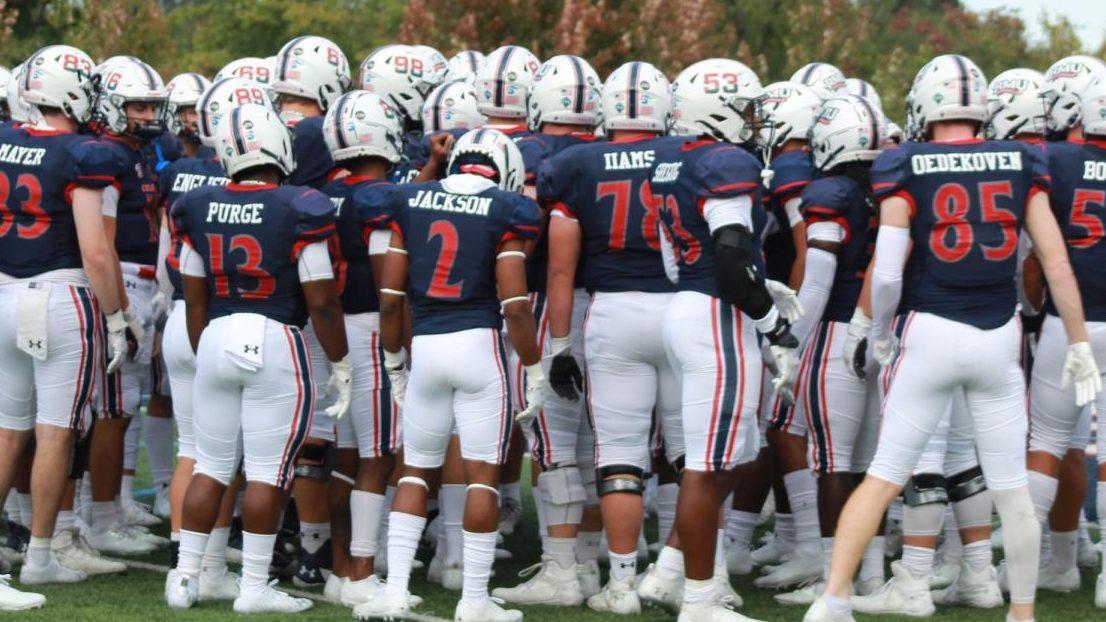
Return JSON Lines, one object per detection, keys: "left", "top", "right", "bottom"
{"left": 325, "top": 355, "right": 353, "bottom": 419}
{"left": 765, "top": 280, "right": 804, "bottom": 323}
{"left": 427, "top": 133, "right": 455, "bottom": 167}
{"left": 105, "top": 310, "right": 128, "bottom": 375}
{"left": 150, "top": 291, "right": 169, "bottom": 328}
{"left": 1061, "top": 341, "right": 1102, "bottom": 407}
{"left": 516, "top": 363, "right": 546, "bottom": 425}
{"left": 873, "top": 336, "right": 899, "bottom": 368}
{"left": 383, "top": 349, "right": 408, "bottom": 410}
{"left": 548, "top": 336, "right": 583, "bottom": 401}
{"left": 761, "top": 317, "right": 799, "bottom": 407}
{"left": 122, "top": 304, "right": 145, "bottom": 359}
{"left": 842, "top": 309, "right": 872, "bottom": 379}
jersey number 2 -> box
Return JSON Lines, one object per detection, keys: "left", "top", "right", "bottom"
{"left": 427, "top": 220, "right": 464, "bottom": 299}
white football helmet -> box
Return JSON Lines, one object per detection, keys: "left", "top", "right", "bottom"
{"left": 474, "top": 45, "right": 541, "bottom": 119}
{"left": 21, "top": 46, "right": 96, "bottom": 124}
{"left": 883, "top": 115, "right": 904, "bottom": 145}
{"left": 4, "top": 64, "right": 30, "bottom": 123}
{"left": 810, "top": 95, "right": 884, "bottom": 171}
{"left": 528, "top": 55, "right": 602, "bottom": 130}
{"left": 323, "top": 90, "right": 404, "bottom": 164}
{"left": 447, "top": 127, "right": 525, "bottom": 193}
{"left": 273, "top": 35, "right": 351, "bottom": 111}
{"left": 1079, "top": 74, "right": 1106, "bottom": 137}
{"left": 758, "top": 81, "right": 821, "bottom": 149}
{"left": 214, "top": 102, "right": 295, "bottom": 178}
{"left": 166, "top": 72, "right": 211, "bottom": 136}
{"left": 986, "top": 68, "right": 1048, "bottom": 140}
{"left": 445, "top": 50, "right": 485, "bottom": 83}
{"left": 413, "top": 45, "right": 449, "bottom": 88}
{"left": 215, "top": 57, "right": 275, "bottom": 85}
{"left": 96, "top": 56, "right": 168, "bottom": 137}
{"left": 196, "top": 77, "right": 275, "bottom": 147}
{"left": 845, "top": 78, "right": 882, "bottom": 112}
{"left": 360, "top": 44, "right": 441, "bottom": 124}
{"left": 601, "top": 61, "right": 671, "bottom": 133}
{"left": 790, "top": 62, "right": 847, "bottom": 100}
{"left": 422, "top": 80, "right": 485, "bottom": 132}
{"left": 906, "top": 54, "right": 988, "bottom": 137}
{"left": 670, "top": 58, "right": 763, "bottom": 144}
{"left": 1041, "top": 55, "right": 1106, "bottom": 134}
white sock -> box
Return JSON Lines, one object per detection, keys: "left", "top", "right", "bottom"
{"left": 241, "top": 531, "right": 277, "bottom": 595}
{"left": 171, "top": 531, "right": 181, "bottom": 542}
{"left": 350, "top": 491, "right": 385, "bottom": 558}
{"left": 533, "top": 483, "right": 549, "bottom": 552}
{"left": 609, "top": 550, "right": 637, "bottom": 581}
{"left": 1026, "top": 471, "right": 1058, "bottom": 525}
{"left": 462, "top": 530, "right": 497, "bottom": 604}
{"left": 963, "top": 540, "right": 991, "bottom": 572}
{"left": 500, "top": 481, "right": 521, "bottom": 506}
{"left": 1049, "top": 529, "right": 1077, "bottom": 571}
{"left": 656, "top": 545, "right": 685, "bottom": 580}
{"left": 821, "top": 537, "right": 834, "bottom": 580}
{"left": 683, "top": 577, "right": 713, "bottom": 606}
{"left": 299, "top": 521, "right": 330, "bottom": 555}
{"left": 576, "top": 531, "right": 600, "bottom": 564}
{"left": 941, "top": 505, "right": 963, "bottom": 562}
{"left": 78, "top": 476, "right": 92, "bottom": 524}
{"left": 726, "top": 510, "right": 758, "bottom": 551}
{"left": 547, "top": 536, "right": 575, "bottom": 570}
{"left": 824, "top": 592, "right": 852, "bottom": 614}
{"left": 783, "top": 470, "right": 821, "bottom": 557}
{"left": 860, "top": 536, "right": 885, "bottom": 582}
{"left": 26, "top": 536, "right": 51, "bottom": 567}
{"left": 91, "top": 501, "right": 116, "bottom": 533}
{"left": 1098, "top": 482, "right": 1106, "bottom": 556}
{"left": 15, "top": 493, "right": 31, "bottom": 527}
{"left": 378, "top": 485, "right": 396, "bottom": 553}
{"left": 144, "top": 416, "right": 175, "bottom": 487}
{"left": 202, "top": 526, "right": 230, "bottom": 573}
{"left": 121, "top": 475, "right": 135, "bottom": 504}
{"left": 123, "top": 418, "right": 140, "bottom": 472}
{"left": 440, "top": 484, "right": 466, "bottom": 566}
{"left": 4, "top": 495, "right": 19, "bottom": 526}
{"left": 657, "top": 483, "right": 678, "bottom": 546}
{"left": 713, "top": 529, "right": 726, "bottom": 568}
{"left": 383, "top": 512, "right": 425, "bottom": 595}
{"left": 901, "top": 545, "right": 935, "bottom": 579}
{"left": 54, "top": 510, "right": 76, "bottom": 535}
{"left": 775, "top": 513, "right": 795, "bottom": 553}
{"left": 178, "top": 529, "right": 209, "bottom": 578}
{"left": 992, "top": 486, "right": 1040, "bottom": 605}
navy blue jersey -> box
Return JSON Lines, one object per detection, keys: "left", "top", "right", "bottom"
{"left": 101, "top": 135, "right": 161, "bottom": 265}
{"left": 649, "top": 138, "right": 763, "bottom": 297}
{"left": 871, "top": 139, "right": 1050, "bottom": 329}
{"left": 321, "top": 175, "right": 396, "bottom": 314}
{"left": 147, "top": 132, "right": 183, "bottom": 173}
{"left": 800, "top": 176, "right": 875, "bottom": 322}
{"left": 538, "top": 135, "right": 684, "bottom": 293}
{"left": 159, "top": 154, "right": 229, "bottom": 300}
{"left": 762, "top": 149, "right": 816, "bottom": 283}
{"left": 288, "top": 116, "right": 337, "bottom": 189}
{"left": 0, "top": 126, "right": 118, "bottom": 278}
{"left": 365, "top": 178, "right": 540, "bottom": 336}
{"left": 171, "top": 183, "right": 336, "bottom": 326}
{"left": 1045, "top": 139, "right": 1106, "bottom": 321}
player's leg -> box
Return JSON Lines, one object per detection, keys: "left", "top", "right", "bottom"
{"left": 1043, "top": 428, "right": 1090, "bottom": 591}
{"left": 145, "top": 353, "right": 174, "bottom": 518}
{"left": 575, "top": 416, "right": 602, "bottom": 598}
{"left": 1097, "top": 392, "right": 1106, "bottom": 607}
{"left": 162, "top": 302, "right": 195, "bottom": 558}
{"left": 116, "top": 273, "right": 158, "bottom": 528}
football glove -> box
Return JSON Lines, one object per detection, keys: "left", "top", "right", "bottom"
{"left": 761, "top": 317, "right": 799, "bottom": 407}
{"left": 122, "top": 304, "right": 145, "bottom": 358}
{"left": 383, "top": 349, "right": 408, "bottom": 409}
{"left": 548, "top": 335, "right": 583, "bottom": 401}
{"left": 105, "top": 310, "right": 128, "bottom": 374}
{"left": 842, "top": 309, "right": 871, "bottom": 379}
{"left": 1061, "top": 341, "right": 1102, "bottom": 407}
{"left": 765, "top": 279, "right": 804, "bottom": 323}
{"left": 516, "top": 363, "right": 546, "bottom": 425}
{"left": 325, "top": 355, "right": 353, "bottom": 419}
{"left": 873, "top": 336, "right": 899, "bottom": 368}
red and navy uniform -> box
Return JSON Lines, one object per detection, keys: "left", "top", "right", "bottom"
{"left": 538, "top": 135, "right": 684, "bottom": 293}
{"left": 159, "top": 150, "right": 228, "bottom": 300}
{"left": 147, "top": 131, "right": 184, "bottom": 174}
{"left": 170, "top": 182, "right": 336, "bottom": 327}
{"left": 101, "top": 135, "right": 161, "bottom": 265}
{"left": 0, "top": 125, "right": 119, "bottom": 277}
{"left": 871, "top": 139, "right": 1050, "bottom": 329}
{"left": 800, "top": 176, "right": 875, "bottom": 322}
{"left": 320, "top": 175, "right": 396, "bottom": 314}
{"left": 365, "top": 178, "right": 540, "bottom": 335}
{"left": 1044, "top": 138, "right": 1106, "bottom": 321}
{"left": 288, "top": 116, "right": 339, "bottom": 189}
{"left": 762, "top": 149, "right": 815, "bottom": 283}
{"left": 390, "top": 130, "right": 426, "bottom": 184}
{"left": 407, "top": 128, "right": 471, "bottom": 181}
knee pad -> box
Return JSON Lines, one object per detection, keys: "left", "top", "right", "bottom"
{"left": 330, "top": 470, "right": 355, "bottom": 486}
{"left": 467, "top": 483, "right": 499, "bottom": 497}
{"left": 903, "top": 473, "right": 948, "bottom": 507}
{"left": 948, "top": 466, "right": 992, "bottom": 529}
{"left": 538, "top": 465, "right": 586, "bottom": 526}
{"left": 294, "top": 441, "right": 332, "bottom": 481}
{"left": 946, "top": 466, "right": 986, "bottom": 503}
{"left": 397, "top": 475, "right": 429, "bottom": 491}
{"left": 597, "top": 465, "right": 645, "bottom": 497}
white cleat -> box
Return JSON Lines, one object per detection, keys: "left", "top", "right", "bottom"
{"left": 750, "top": 534, "right": 784, "bottom": 567}
{"left": 931, "top": 562, "right": 1002, "bottom": 608}
{"left": 802, "top": 597, "right": 856, "bottom": 622}
{"left": 198, "top": 568, "right": 240, "bottom": 601}
{"left": 726, "top": 546, "right": 754, "bottom": 576}
{"left": 498, "top": 497, "right": 523, "bottom": 535}
{"left": 354, "top": 587, "right": 413, "bottom": 620}
{"left": 20, "top": 557, "right": 86, "bottom": 585}
{"left": 752, "top": 555, "right": 820, "bottom": 589}
{"left": 713, "top": 567, "right": 742, "bottom": 608}
{"left": 85, "top": 528, "right": 156, "bottom": 555}
{"left": 152, "top": 486, "right": 171, "bottom": 520}
{"left": 775, "top": 582, "right": 822, "bottom": 606}
{"left": 636, "top": 563, "right": 682, "bottom": 613}
{"left": 325, "top": 573, "right": 348, "bottom": 604}
{"left": 427, "top": 555, "right": 443, "bottom": 583}
{"left": 340, "top": 575, "right": 382, "bottom": 606}
{"left": 120, "top": 524, "right": 169, "bottom": 548}
{"left": 233, "top": 580, "right": 312, "bottom": 613}
{"left": 578, "top": 560, "right": 601, "bottom": 599}
{"left": 850, "top": 561, "right": 934, "bottom": 617}
{"left": 1079, "top": 540, "right": 1099, "bottom": 569}
{"left": 441, "top": 561, "right": 463, "bottom": 591}
{"left": 928, "top": 558, "right": 959, "bottom": 590}
{"left": 853, "top": 577, "right": 883, "bottom": 597}
{"left": 1037, "top": 563, "right": 1080, "bottom": 592}
{"left": 164, "top": 569, "right": 198, "bottom": 609}
{"left": 52, "top": 529, "right": 125, "bottom": 575}
{"left": 492, "top": 557, "right": 583, "bottom": 606}
{"left": 120, "top": 501, "right": 161, "bottom": 527}
{"left": 1096, "top": 572, "right": 1106, "bottom": 608}
{"left": 454, "top": 597, "right": 523, "bottom": 622}
{"left": 0, "top": 574, "right": 44, "bottom": 611}
{"left": 587, "top": 575, "right": 640, "bottom": 614}
{"left": 678, "top": 593, "right": 763, "bottom": 622}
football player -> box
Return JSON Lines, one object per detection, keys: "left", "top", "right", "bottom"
{"left": 805, "top": 54, "right": 1101, "bottom": 622}
{"left": 352, "top": 128, "right": 543, "bottom": 622}
{"left": 166, "top": 102, "right": 351, "bottom": 613}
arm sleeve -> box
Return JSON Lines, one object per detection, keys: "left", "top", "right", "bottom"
{"left": 790, "top": 247, "right": 838, "bottom": 347}
{"left": 155, "top": 221, "right": 173, "bottom": 297}
{"left": 870, "top": 225, "right": 910, "bottom": 342}
{"left": 179, "top": 240, "right": 205, "bottom": 277}
{"left": 703, "top": 195, "right": 754, "bottom": 234}
{"left": 101, "top": 185, "right": 120, "bottom": 218}
{"left": 368, "top": 229, "right": 391, "bottom": 256}
{"left": 297, "top": 240, "right": 335, "bottom": 282}
{"left": 784, "top": 197, "right": 803, "bottom": 228}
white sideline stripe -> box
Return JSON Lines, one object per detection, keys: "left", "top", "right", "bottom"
{"left": 105, "top": 557, "right": 454, "bottom": 622}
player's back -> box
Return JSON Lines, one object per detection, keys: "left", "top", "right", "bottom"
{"left": 871, "top": 139, "right": 1050, "bottom": 328}
{"left": 288, "top": 115, "right": 337, "bottom": 189}
{"left": 100, "top": 135, "right": 161, "bottom": 265}
{"left": 800, "top": 175, "right": 874, "bottom": 322}
{"left": 1046, "top": 138, "right": 1106, "bottom": 321}
{"left": 321, "top": 176, "right": 396, "bottom": 314}
{"left": 161, "top": 153, "right": 229, "bottom": 298}
{"left": 762, "top": 149, "right": 816, "bottom": 282}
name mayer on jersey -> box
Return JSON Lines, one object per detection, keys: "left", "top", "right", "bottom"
{"left": 0, "top": 144, "right": 47, "bottom": 166}
{"left": 910, "top": 150, "right": 1023, "bottom": 175}
{"left": 408, "top": 189, "right": 493, "bottom": 216}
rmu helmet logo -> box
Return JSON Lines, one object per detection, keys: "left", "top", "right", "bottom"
{"left": 992, "top": 78, "right": 1030, "bottom": 96}
{"left": 816, "top": 106, "right": 839, "bottom": 124}
{"left": 1048, "top": 61, "right": 1092, "bottom": 81}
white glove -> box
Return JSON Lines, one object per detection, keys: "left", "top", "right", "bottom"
{"left": 759, "top": 341, "right": 779, "bottom": 376}
{"left": 765, "top": 279, "right": 804, "bottom": 323}
{"left": 873, "top": 336, "right": 899, "bottom": 368}
{"left": 1061, "top": 341, "right": 1102, "bottom": 407}
{"left": 104, "top": 310, "right": 128, "bottom": 374}
{"left": 516, "top": 363, "right": 546, "bottom": 425}
{"left": 383, "top": 349, "right": 408, "bottom": 409}
{"left": 324, "top": 355, "right": 353, "bottom": 419}
{"left": 768, "top": 344, "right": 799, "bottom": 407}
{"left": 842, "top": 309, "right": 872, "bottom": 379}
{"left": 150, "top": 291, "right": 169, "bottom": 326}
{"left": 122, "top": 304, "right": 145, "bottom": 356}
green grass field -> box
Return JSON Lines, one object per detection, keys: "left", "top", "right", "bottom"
{"left": 4, "top": 453, "right": 1102, "bottom": 621}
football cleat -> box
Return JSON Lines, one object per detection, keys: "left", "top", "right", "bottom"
{"left": 713, "top": 567, "right": 743, "bottom": 608}
{"left": 636, "top": 563, "right": 683, "bottom": 613}
{"left": 498, "top": 496, "right": 523, "bottom": 535}
{"left": 578, "top": 560, "right": 601, "bottom": 599}
{"left": 120, "top": 524, "right": 169, "bottom": 548}
{"left": 198, "top": 567, "right": 240, "bottom": 601}
{"left": 165, "top": 569, "right": 198, "bottom": 609}
{"left": 441, "top": 560, "right": 464, "bottom": 591}
{"left": 850, "top": 561, "right": 934, "bottom": 617}
{"left": 1036, "top": 563, "right": 1080, "bottom": 592}
{"left": 0, "top": 574, "right": 44, "bottom": 611}
{"left": 750, "top": 533, "right": 785, "bottom": 566}
{"left": 677, "top": 593, "right": 763, "bottom": 622}
{"left": 152, "top": 486, "right": 171, "bottom": 520}
{"left": 340, "top": 575, "right": 382, "bottom": 606}
{"left": 85, "top": 528, "right": 156, "bottom": 555}
{"left": 454, "top": 597, "right": 523, "bottom": 622}
{"left": 492, "top": 557, "right": 584, "bottom": 606}
{"left": 752, "top": 555, "right": 821, "bottom": 589}
{"left": 853, "top": 577, "right": 884, "bottom": 597}
{"left": 587, "top": 575, "right": 641, "bottom": 614}
{"left": 120, "top": 500, "right": 161, "bottom": 528}
{"left": 931, "top": 561, "right": 1002, "bottom": 609}
{"left": 353, "top": 587, "right": 413, "bottom": 620}
{"left": 233, "top": 580, "right": 312, "bottom": 613}
{"left": 52, "top": 529, "right": 125, "bottom": 575}
{"left": 928, "top": 557, "right": 959, "bottom": 590}
{"left": 727, "top": 545, "right": 754, "bottom": 576}
{"left": 775, "top": 582, "right": 822, "bottom": 606}
{"left": 324, "top": 573, "right": 346, "bottom": 604}
{"left": 20, "top": 557, "right": 86, "bottom": 585}
{"left": 1095, "top": 571, "right": 1105, "bottom": 608}
{"left": 293, "top": 538, "right": 332, "bottom": 587}
{"left": 802, "top": 597, "right": 856, "bottom": 622}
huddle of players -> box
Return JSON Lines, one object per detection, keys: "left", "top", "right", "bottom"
{"left": 0, "top": 34, "right": 1104, "bottom": 622}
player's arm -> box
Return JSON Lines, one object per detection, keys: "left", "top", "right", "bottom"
{"left": 73, "top": 187, "right": 122, "bottom": 313}
{"left": 378, "top": 231, "right": 409, "bottom": 356}
{"left": 790, "top": 232, "right": 840, "bottom": 349}
{"left": 498, "top": 238, "right": 545, "bottom": 421}
{"left": 414, "top": 133, "right": 454, "bottom": 182}
{"left": 785, "top": 196, "right": 808, "bottom": 289}
{"left": 179, "top": 240, "right": 208, "bottom": 353}
{"left": 545, "top": 213, "right": 580, "bottom": 339}
{"left": 101, "top": 186, "right": 130, "bottom": 312}
{"left": 299, "top": 241, "right": 349, "bottom": 362}
{"left": 869, "top": 196, "right": 911, "bottom": 361}
{"left": 1024, "top": 192, "right": 1087, "bottom": 343}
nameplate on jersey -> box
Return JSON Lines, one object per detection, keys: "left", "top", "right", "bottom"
{"left": 604, "top": 149, "right": 655, "bottom": 171}
{"left": 16, "top": 282, "right": 50, "bottom": 361}
{"left": 408, "top": 190, "right": 491, "bottom": 216}
{"left": 206, "top": 202, "right": 265, "bottom": 224}
{"left": 0, "top": 144, "right": 46, "bottom": 167}
{"left": 172, "top": 173, "right": 229, "bottom": 193}
{"left": 223, "top": 312, "right": 266, "bottom": 372}
{"left": 909, "top": 151, "right": 1022, "bottom": 175}
{"left": 652, "top": 162, "right": 683, "bottom": 183}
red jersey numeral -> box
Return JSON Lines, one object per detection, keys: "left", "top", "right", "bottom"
{"left": 205, "top": 232, "right": 275, "bottom": 298}
{"left": 598, "top": 179, "right": 661, "bottom": 252}
{"left": 1070, "top": 188, "right": 1106, "bottom": 248}
{"left": 658, "top": 194, "right": 701, "bottom": 264}
{"left": 0, "top": 173, "right": 49, "bottom": 240}
{"left": 427, "top": 220, "right": 463, "bottom": 299}
{"left": 928, "top": 181, "right": 1018, "bottom": 263}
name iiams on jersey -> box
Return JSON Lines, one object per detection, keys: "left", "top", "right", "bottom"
{"left": 910, "top": 151, "right": 1023, "bottom": 175}
{"left": 408, "top": 189, "right": 492, "bottom": 216}
{"left": 206, "top": 202, "right": 265, "bottom": 224}
{"left": 172, "top": 173, "right": 229, "bottom": 193}
{"left": 604, "top": 149, "right": 655, "bottom": 171}
{"left": 0, "top": 144, "right": 47, "bottom": 167}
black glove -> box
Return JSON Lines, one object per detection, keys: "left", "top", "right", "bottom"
{"left": 549, "top": 353, "right": 584, "bottom": 401}
{"left": 761, "top": 316, "right": 798, "bottom": 349}
{"left": 851, "top": 337, "right": 869, "bottom": 380}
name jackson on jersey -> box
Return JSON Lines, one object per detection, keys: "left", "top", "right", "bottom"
{"left": 407, "top": 189, "right": 493, "bottom": 216}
